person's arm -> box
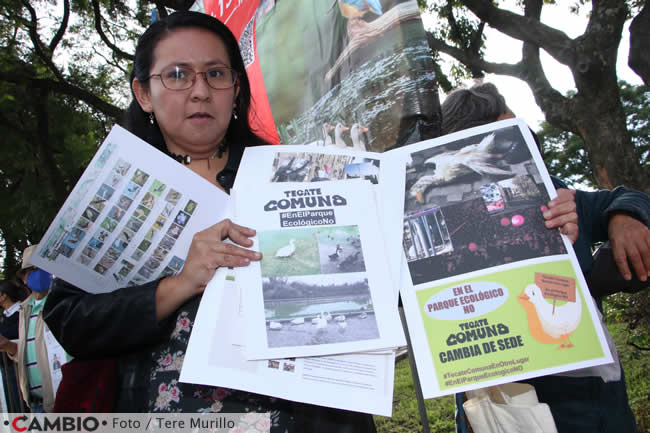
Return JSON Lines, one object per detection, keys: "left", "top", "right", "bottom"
{"left": 577, "top": 186, "right": 650, "bottom": 281}
{"left": 608, "top": 213, "right": 650, "bottom": 281}
{"left": 43, "top": 278, "right": 173, "bottom": 359}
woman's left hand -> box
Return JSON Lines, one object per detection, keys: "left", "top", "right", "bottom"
{"left": 175, "top": 219, "right": 262, "bottom": 294}
{"left": 155, "top": 219, "right": 261, "bottom": 321}
{"left": 543, "top": 188, "right": 579, "bottom": 243}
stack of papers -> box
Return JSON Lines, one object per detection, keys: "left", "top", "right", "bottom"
{"left": 33, "top": 119, "right": 613, "bottom": 416}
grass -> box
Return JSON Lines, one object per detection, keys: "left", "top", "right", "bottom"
{"left": 374, "top": 323, "right": 649, "bottom": 432}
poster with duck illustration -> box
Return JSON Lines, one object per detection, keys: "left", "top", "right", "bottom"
{"left": 29, "top": 126, "right": 230, "bottom": 294}
{"left": 385, "top": 118, "right": 612, "bottom": 398}
{"left": 194, "top": 0, "right": 441, "bottom": 150}
{"left": 233, "top": 179, "right": 405, "bottom": 360}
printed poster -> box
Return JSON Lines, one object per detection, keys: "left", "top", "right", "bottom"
{"left": 233, "top": 180, "right": 405, "bottom": 360}
{"left": 387, "top": 118, "right": 612, "bottom": 398}
{"left": 30, "top": 126, "right": 229, "bottom": 294}
{"left": 195, "top": 0, "right": 442, "bottom": 150}
{"left": 233, "top": 144, "right": 406, "bottom": 292}
{"left": 181, "top": 270, "right": 396, "bottom": 416}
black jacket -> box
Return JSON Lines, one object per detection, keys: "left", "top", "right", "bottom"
{"left": 44, "top": 278, "right": 172, "bottom": 412}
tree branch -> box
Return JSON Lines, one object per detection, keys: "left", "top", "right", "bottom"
{"left": 91, "top": 0, "right": 134, "bottom": 61}
{"left": 48, "top": 0, "right": 70, "bottom": 53}
{"left": 426, "top": 32, "right": 524, "bottom": 78}
{"left": 459, "top": 0, "right": 576, "bottom": 67}
{"left": 20, "top": 0, "right": 65, "bottom": 81}
{"left": 628, "top": 341, "right": 650, "bottom": 351}
{"left": 518, "top": 0, "right": 574, "bottom": 131}
{"left": 0, "top": 68, "right": 124, "bottom": 120}
{"left": 628, "top": 1, "right": 650, "bottom": 85}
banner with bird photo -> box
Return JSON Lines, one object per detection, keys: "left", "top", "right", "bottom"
{"left": 232, "top": 179, "right": 405, "bottom": 360}
{"left": 384, "top": 118, "right": 612, "bottom": 398}
{"left": 193, "top": 0, "right": 441, "bottom": 150}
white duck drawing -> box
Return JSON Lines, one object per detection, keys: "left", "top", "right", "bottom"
{"left": 409, "top": 133, "right": 511, "bottom": 203}
{"left": 518, "top": 283, "right": 582, "bottom": 349}
{"left": 275, "top": 239, "right": 296, "bottom": 258}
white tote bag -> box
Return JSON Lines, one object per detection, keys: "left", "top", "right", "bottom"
{"left": 463, "top": 383, "right": 557, "bottom": 433}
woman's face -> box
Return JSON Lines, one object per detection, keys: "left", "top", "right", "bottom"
{"left": 134, "top": 27, "right": 239, "bottom": 156}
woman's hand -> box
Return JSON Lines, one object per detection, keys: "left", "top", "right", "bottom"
{"left": 155, "top": 219, "right": 262, "bottom": 321}
{"left": 543, "top": 189, "right": 579, "bottom": 243}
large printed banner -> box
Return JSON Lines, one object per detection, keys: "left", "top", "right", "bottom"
{"left": 194, "top": 0, "right": 441, "bottom": 151}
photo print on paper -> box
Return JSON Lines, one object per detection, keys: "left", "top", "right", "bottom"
{"left": 113, "top": 158, "right": 131, "bottom": 176}
{"left": 117, "top": 195, "right": 134, "bottom": 211}
{"left": 82, "top": 206, "right": 100, "bottom": 222}
{"left": 165, "top": 189, "right": 182, "bottom": 205}
{"left": 131, "top": 169, "right": 150, "bottom": 187}
{"left": 133, "top": 205, "right": 151, "bottom": 222}
{"left": 105, "top": 171, "right": 122, "bottom": 189}
{"left": 96, "top": 184, "right": 115, "bottom": 201}
{"left": 263, "top": 273, "right": 378, "bottom": 348}
{"left": 270, "top": 152, "right": 380, "bottom": 185}
{"left": 89, "top": 195, "right": 107, "bottom": 212}
{"left": 123, "top": 182, "right": 142, "bottom": 200}
{"left": 76, "top": 217, "right": 91, "bottom": 231}
{"left": 403, "top": 125, "right": 568, "bottom": 284}
{"left": 149, "top": 180, "right": 167, "bottom": 197}
{"left": 259, "top": 226, "right": 365, "bottom": 278}
{"left": 184, "top": 200, "right": 197, "bottom": 215}
{"left": 140, "top": 192, "right": 156, "bottom": 209}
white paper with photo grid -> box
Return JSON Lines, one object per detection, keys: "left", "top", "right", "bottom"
{"left": 233, "top": 180, "right": 405, "bottom": 360}
{"left": 30, "top": 125, "right": 230, "bottom": 293}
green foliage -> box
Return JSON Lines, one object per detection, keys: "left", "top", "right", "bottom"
{"left": 538, "top": 82, "right": 650, "bottom": 189}
{"left": 605, "top": 291, "right": 650, "bottom": 352}
{"left": 606, "top": 322, "right": 650, "bottom": 432}
{"left": 0, "top": 0, "right": 148, "bottom": 274}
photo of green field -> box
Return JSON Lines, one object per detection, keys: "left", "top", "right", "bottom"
{"left": 259, "top": 228, "right": 321, "bottom": 277}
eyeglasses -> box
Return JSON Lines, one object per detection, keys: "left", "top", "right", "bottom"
{"left": 149, "top": 65, "right": 238, "bottom": 91}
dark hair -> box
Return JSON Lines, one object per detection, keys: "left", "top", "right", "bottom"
{"left": 123, "top": 11, "right": 269, "bottom": 154}
{"left": 441, "top": 83, "right": 509, "bottom": 135}
{"left": 0, "top": 280, "right": 30, "bottom": 303}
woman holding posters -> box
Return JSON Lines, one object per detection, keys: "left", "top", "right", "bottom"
{"left": 43, "top": 11, "right": 375, "bottom": 431}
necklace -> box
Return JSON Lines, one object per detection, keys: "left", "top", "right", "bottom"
{"left": 169, "top": 142, "right": 227, "bottom": 168}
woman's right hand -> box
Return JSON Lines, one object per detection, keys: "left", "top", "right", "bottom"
{"left": 155, "top": 219, "right": 261, "bottom": 320}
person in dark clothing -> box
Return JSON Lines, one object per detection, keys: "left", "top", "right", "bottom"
{"left": 0, "top": 280, "right": 30, "bottom": 339}
{"left": 43, "top": 11, "right": 376, "bottom": 432}
{"left": 443, "top": 82, "right": 648, "bottom": 433}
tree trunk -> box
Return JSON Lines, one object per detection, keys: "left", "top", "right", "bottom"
{"left": 629, "top": 2, "right": 650, "bottom": 86}
{"left": 572, "top": 87, "right": 647, "bottom": 193}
